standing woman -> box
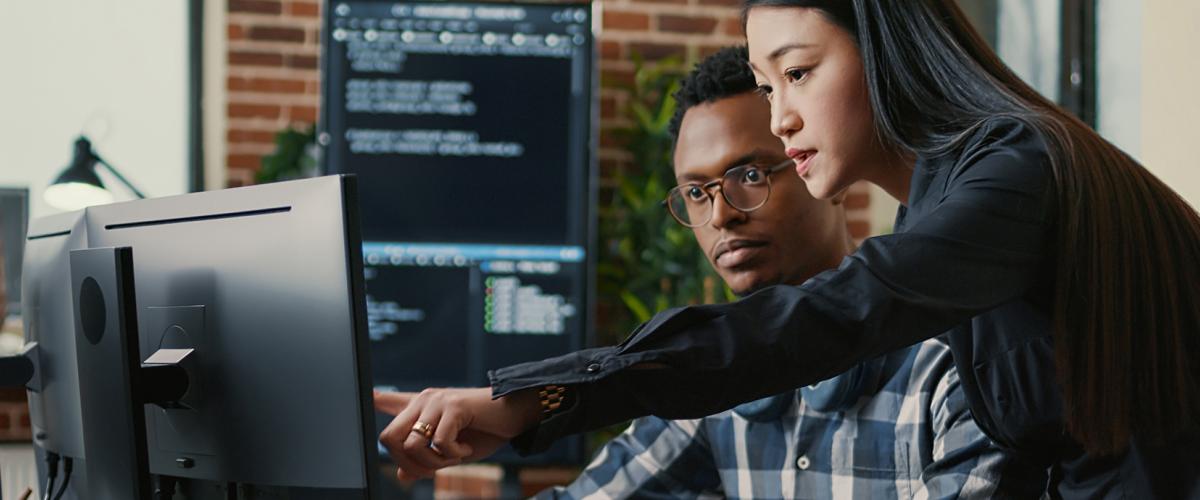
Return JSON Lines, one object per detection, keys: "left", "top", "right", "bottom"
{"left": 377, "top": 1, "right": 1200, "bottom": 496}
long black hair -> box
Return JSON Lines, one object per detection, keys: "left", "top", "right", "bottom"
{"left": 741, "top": 0, "right": 1200, "bottom": 455}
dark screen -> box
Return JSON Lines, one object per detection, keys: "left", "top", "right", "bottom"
{"left": 325, "top": 1, "right": 591, "bottom": 245}
{"left": 322, "top": 1, "right": 592, "bottom": 465}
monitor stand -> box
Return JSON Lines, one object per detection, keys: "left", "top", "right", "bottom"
{"left": 70, "top": 247, "right": 191, "bottom": 500}
{"left": 0, "top": 342, "right": 36, "bottom": 387}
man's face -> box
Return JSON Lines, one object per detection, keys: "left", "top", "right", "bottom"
{"left": 673, "top": 92, "right": 849, "bottom": 295}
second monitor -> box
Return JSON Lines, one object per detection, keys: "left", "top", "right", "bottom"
{"left": 76, "top": 175, "right": 378, "bottom": 496}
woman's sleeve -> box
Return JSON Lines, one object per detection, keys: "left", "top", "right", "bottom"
{"left": 492, "top": 127, "right": 1056, "bottom": 454}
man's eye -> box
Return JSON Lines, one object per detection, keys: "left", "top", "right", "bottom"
{"left": 686, "top": 186, "right": 707, "bottom": 201}
{"left": 742, "top": 168, "right": 763, "bottom": 184}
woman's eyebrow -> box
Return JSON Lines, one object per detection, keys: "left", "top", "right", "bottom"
{"left": 749, "top": 42, "right": 818, "bottom": 73}
{"left": 767, "top": 42, "right": 818, "bottom": 61}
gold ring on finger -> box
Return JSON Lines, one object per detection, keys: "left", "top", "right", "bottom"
{"left": 411, "top": 421, "right": 435, "bottom": 439}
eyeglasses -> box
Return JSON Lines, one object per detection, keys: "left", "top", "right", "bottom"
{"left": 663, "top": 160, "right": 793, "bottom": 227}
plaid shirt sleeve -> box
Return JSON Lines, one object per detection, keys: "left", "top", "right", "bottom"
{"left": 916, "top": 362, "right": 1047, "bottom": 499}
{"left": 535, "top": 416, "right": 724, "bottom": 500}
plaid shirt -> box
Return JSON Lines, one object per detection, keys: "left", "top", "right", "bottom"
{"left": 537, "top": 339, "right": 1031, "bottom": 499}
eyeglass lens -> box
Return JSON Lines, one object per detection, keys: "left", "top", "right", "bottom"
{"left": 667, "top": 165, "right": 772, "bottom": 226}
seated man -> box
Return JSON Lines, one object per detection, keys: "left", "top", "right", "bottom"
{"left": 538, "top": 46, "right": 1043, "bottom": 499}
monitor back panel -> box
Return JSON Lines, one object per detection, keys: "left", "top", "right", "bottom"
{"left": 22, "top": 210, "right": 88, "bottom": 459}
{"left": 82, "top": 176, "right": 375, "bottom": 491}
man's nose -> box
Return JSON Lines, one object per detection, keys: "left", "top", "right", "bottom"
{"left": 709, "top": 189, "right": 747, "bottom": 229}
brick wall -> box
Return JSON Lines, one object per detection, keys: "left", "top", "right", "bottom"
{"left": 0, "top": 387, "right": 31, "bottom": 442}
{"left": 220, "top": 0, "right": 872, "bottom": 238}
{"left": 596, "top": 0, "right": 871, "bottom": 239}
{"left": 225, "top": 0, "right": 324, "bottom": 188}
{"left": 1, "top": 317, "right": 31, "bottom": 442}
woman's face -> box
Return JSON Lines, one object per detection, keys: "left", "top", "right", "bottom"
{"left": 746, "top": 7, "right": 890, "bottom": 200}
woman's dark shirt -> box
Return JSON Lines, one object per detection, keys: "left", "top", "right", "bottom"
{"left": 489, "top": 118, "right": 1200, "bottom": 498}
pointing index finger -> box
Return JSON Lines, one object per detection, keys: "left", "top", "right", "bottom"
{"left": 374, "top": 390, "right": 415, "bottom": 415}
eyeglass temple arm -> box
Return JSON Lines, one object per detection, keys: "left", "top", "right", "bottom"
{"left": 768, "top": 159, "right": 794, "bottom": 173}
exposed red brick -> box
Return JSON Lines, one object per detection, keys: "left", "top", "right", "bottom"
{"left": 435, "top": 472, "right": 500, "bottom": 498}
{"left": 599, "top": 158, "right": 630, "bottom": 177}
{"left": 288, "top": 1, "right": 320, "bottom": 17}
{"left": 600, "top": 130, "right": 630, "bottom": 149}
{"left": 229, "top": 0, "right": 282, "bottom": 14}
{"left": 228, "top": 24, "right": 246, "bottom": 40}
{"left": 226, "top": 168, "right": 256, "bottom": 188}
{"left": 628, "top": 42, "right": 686, "bottom": 61}
{"left": 288, "top": 105, "right": 319, "bottom": 123}
{"left": 286, "top": 54, "right": 320, "bottom": 69}
{"left": 844, "top": 192, "right": 870, "bottom": 210}
{"left": 699, "top": 0, "right": 740, "bottom": 6}
{"left": 600, "top": 95, "right": 617, "bottom": 119}
{"left": 848, "top": 219, "right": 871, "bottom": 239}
{"left": 228, "top": 129, "right": 278, "bottom": 144}
{"left": 228, "top": 76, "right": 307, "bottom": 94}
{"left": 248, "top": 26, "right": 307, "bottom": 43}
{"left": 229, "top": 50, "right": 285, "bottom": 67}
{"left": 228, "top": 154, "right": 264, "bottom": 170}
{"left": 631, "top": 0, "right": 687, "bottom": 5}
{"left": 520, "top": 467, "right": 577, "bottom": 497}
{"left": 228, "top": 103, "right": 282, "bottom": 119}
{"left": 604, "top": 11, "right": 650, "bottom": 31}
{"left": 722, "top": 18, "right": 745, "bottom": 38}
{"left": 599, "top": 40, "right": 621, "bottom": 60}
{"left": 658, "top": 14, "right": 719, "bottom": 35}
{"left": 310, "top": 27, "right": 322, "bottom": 44}
{"left": 18, "top": 413, "right": 30, "bottom": 428}
{"left": 600, "top": 68, "right": 635, "bottom": 88}
{"left": 698, "top": 45, "right": 729, "bottom": 59}
{"left": 0, "top": 413, "right": 9, "bottom": 428}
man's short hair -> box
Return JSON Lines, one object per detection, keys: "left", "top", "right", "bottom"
{"left": 667, "top": 45, "right": 757, "bottom": 143}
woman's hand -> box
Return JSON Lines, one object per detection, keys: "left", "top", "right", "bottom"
{"left": 374, "top": 387, "right": 541, "bottom": 480}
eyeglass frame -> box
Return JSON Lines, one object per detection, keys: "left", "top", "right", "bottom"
{"left": 662, "top": 159, "right": 794, "bottom": 228}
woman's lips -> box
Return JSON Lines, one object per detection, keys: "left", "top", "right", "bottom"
{"left": 786, "top": 149, "right": 817, "bottom": 177}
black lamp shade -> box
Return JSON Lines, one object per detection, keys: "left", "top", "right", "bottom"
{"left": 44, "top": 136, "right": 116, "bottom": 210}
{"left": 52, "top": 137, "right": 105, "bottom": 189}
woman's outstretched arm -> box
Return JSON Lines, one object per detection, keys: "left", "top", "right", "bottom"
{"left": 382, "top": 122, "right": 1056, "bottom": 471}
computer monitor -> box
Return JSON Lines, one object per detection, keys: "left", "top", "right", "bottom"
{"left": 322, "top": 0, "right": 594, "bottom": 466}
{"left": 2, "top": 187, "right": 29, "bottom": 317}
{"left": 20, "top": 211, "right": 90, "bottom": 499}
{"left": 23, "top": 210, "right": 89, "bottom": 461}
{"left": 73, "top": 175, "right": 377, "bottom": 496}
{"left": 69, "top": 245, "right": 154, "bottom": 499}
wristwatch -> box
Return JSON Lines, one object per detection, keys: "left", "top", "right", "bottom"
{"left": 538, "top": 385, "right": 571, "bottom": 420}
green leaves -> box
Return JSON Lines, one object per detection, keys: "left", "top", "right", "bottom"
{"left": 256, "top": 125, "right": 318, "bottom": 184}
{"left": 596, "top": 54, "right": 729, "bottom": 346}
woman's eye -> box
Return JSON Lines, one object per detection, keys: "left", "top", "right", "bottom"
{"left": 784, "top": 68, "right": 810, "bottom": 84}
{"left": 754, "top": 84, "right": 773, "bottom": 99}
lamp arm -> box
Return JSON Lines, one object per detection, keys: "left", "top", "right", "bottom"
{"left": 92, "top": 154, "right": 147, "bottom": 199}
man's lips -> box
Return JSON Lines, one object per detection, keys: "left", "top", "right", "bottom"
{"left": 786, "top": 148, "right": 817, "bottom": 176}
{"left": 713, "top": 239, "right": 767, "bottom": 268}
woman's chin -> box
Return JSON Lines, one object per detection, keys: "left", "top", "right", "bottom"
{"left": 800, "top": 177, "right": 837, "bottom": 200}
